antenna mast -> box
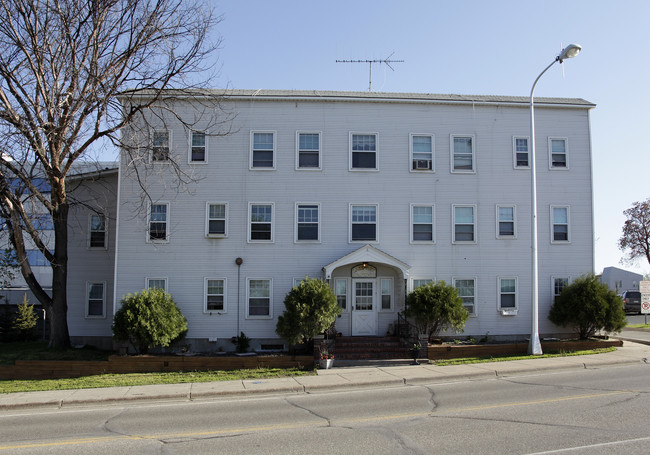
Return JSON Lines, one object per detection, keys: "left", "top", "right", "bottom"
{"left": 336, "top": 52, "right": 404, "bottom": 91}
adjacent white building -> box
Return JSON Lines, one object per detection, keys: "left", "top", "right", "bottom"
{"left": 58, "top": 89, "right": 595, "bottom": 350}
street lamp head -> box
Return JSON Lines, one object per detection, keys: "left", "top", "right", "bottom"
{"left": 557, "top": 44, "right": 582, "bottom": 63}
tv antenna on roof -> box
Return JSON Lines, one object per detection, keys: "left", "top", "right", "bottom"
{"left": 336, "top": 52, "right": 404, "bottom": 91}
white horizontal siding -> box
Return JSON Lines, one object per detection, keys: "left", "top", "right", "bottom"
{"left": 114, "top": 97, "right": 594, "bottom": 339}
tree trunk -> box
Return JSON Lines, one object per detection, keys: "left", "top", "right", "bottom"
{"left": 48, "top": 193, "right": 71, "bottom": 349}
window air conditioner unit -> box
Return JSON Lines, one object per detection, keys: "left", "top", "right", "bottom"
{"left": 501, "top": 308, "right": 518, "bottom": 316}
{"left": 415, "top": 160, "right": 430, "bottom": 170}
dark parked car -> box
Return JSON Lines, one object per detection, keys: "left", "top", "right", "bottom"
{"left": 620, "top": 290, "right": 641, "bottom": 314}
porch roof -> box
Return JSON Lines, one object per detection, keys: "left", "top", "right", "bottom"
{"left": 322, "top": 245, "right": 411, "bottom": 279}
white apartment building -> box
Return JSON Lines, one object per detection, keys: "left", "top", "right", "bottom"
{"left": 57, "top": 90, "right": 595, "bottom": 351}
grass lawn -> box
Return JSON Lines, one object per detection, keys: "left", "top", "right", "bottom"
{"left": 432, "top": 347, "right": 617, "bottom": 366}
{"left": 0, "top": 341, "right": 315, "bottom": 394}
{"left": 626, "top": 323, "right": 650, "bottom": 329}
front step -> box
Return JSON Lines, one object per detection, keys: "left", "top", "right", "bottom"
{"left": 332, "top": 336, "right": 413, "bottom": 360}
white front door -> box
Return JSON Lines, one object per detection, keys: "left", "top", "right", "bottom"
{"left": 352, "top": 279, "right": 377, "bottom": 336}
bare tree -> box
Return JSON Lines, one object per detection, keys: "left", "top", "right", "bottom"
{"left": 619, "top": 199, "right": 650, "bottom": 267}
{"left": 0, "top": 0, "right": 223, "bottom": 348}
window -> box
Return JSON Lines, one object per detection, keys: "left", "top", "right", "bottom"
{"left": 190, "top": 131, "right": 206, "bottom": 163}
{"left": 499, "top": 277, "right": 517, "bottom": 310}
{"left": 248, "top": 278, "right": 271, "bottom": 317}
{"left": 411, "top": 204, "right": 434, "bottom": 243}
{"left": 553, "top": 277, "right": 569, "bottom": 301}
{"left": 249, "top": 203, "right": 273, "bottom": 242}
{"left": 411, "top": 134, "right": 433, "bottom": 171}
{"left": 350, "top": 204, "right": 377, "bottom": 242}
{"left": 296, "top": 203, "right": 319, "bottom": 242}
{"left": 381, "top": 278, "right": 393, "bottom": 310}
{"left": 152, "top": 130, "right": 170, "bottom": 161}
{"left": 147, "top": 278, "right": 167, "bottom": 291}
{"left": 513, "top": 137, "right": 529, "bottom": 168}
{"left": 549, "top": 138, "right": 568, "bottom": 169}
{"left": 551, "top": 206, "right": 569, "bottom": 242}
{"left": 297, "top": 132, "right": 321, "bottom": 169}
{"left": 455, "top": 278, "right": 476, "bottom": 315}
{"left": 335, "top": 278, "right": 347, "bottom": 311}
{"left": 497, "top": 205, "right": 515, "bottom": 238}
{"left": 148, "top": 203, "right": 169, "bottom": 242}
{"left": 86, "top": 282, "right": 105, "bottom": 317}
{"left": 412, "top": 279, "right": 433, "bottom": 290}
{"left": 451, "top": 135, "right": 475, "bottom": 172}
{"left": 205, "top": 278, "right": 226, "bottom": 312}
{"left": 453, "top": 205, "right": 476, "bottom": 243}
{"left": 206, "top": 203, "right": 227, "bottom": 237}
{"left": 350, "top": 133, "right": 377, "bottom": 170}
{"left": 89, "top": 214, "right": 106, "bottom": 248}
{"left": 251, "top": 131, "right": 275, "bottom": 168}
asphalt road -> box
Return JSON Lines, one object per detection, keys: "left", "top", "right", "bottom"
{"left": 1, "top": 363, "right": 649, "bottom": 454}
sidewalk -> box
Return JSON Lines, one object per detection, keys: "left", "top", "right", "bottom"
{"left": 1, "top": 338, "right": 648, "bottom": 411}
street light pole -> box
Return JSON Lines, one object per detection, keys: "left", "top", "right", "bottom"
{"left": 528, "top": 44, "right": 582, "bottom": 355}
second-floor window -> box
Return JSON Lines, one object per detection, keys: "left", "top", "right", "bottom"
{"left": 497, "top": 205, "right": 515, "bottom": 238}
{"left": 411, "top": 204, "right": 434, "bottom": 242}
{"left": 549, "top": 138, "right": 568, "bottom": 169}
{"left": 296, "top": 203, "right": 319, "bottom": 242}
{"left": 249, "top": 203, "right": 273, "bottom": 242}
{"left": 206, "top": 203, "right": 227, "bottom": 237}
{"left": 552, "top": 206, "right": 569, "bottom": 242}
{"left": 350, "top": 204, "right": 377, "bottom": 242}
{"left": 148, "top": 203, "right": 169, "bottom": 242}
{"left": 453, "top": 205, "right": 476, "bottom": 243}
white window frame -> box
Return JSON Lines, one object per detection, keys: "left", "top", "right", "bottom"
{"left": 147, "top": 202, "right": 170, "bottom": 243}
{"left": 379, "top": 277, "right": 394, "bottom": 311}
{"left": 205, "top": 202, "right": 228, "bottom": 238}
{"left": 498, "top": 276, "right": 518, "bottom": 314}
{"left": 248, "top": 202, "right": 274, "bottom": 243}
{"left": 295, "top": 202, "right": 320, "bottom": 243}
{"left": 246, "top": 278, "right": 273, "bottom": 319}
{"left": 548, "top": 137, "right": 569, "bottom": 170}
{"left": 189, "top": 130, "right": 208, "bottom": 164}
{"left": 450, "top": 134, "right": 475, "bottom": 173}
{"left": 552, "top": 276, "right": 570, "bottom": 301}
{"left": 151, "top": 129, "right": 171, "bottom": 162}
{"left": 411, "top": 278, "right": 434, "bottom": 291}
{"left": 410, "top": 204, "right": 435, "bottom": 244}
{"left": 335, "top": 277, "right": 349, "bottom": 312}
{"left": 250, "top": 130, "right": 276, "bottom": 170}
{"left": 349, "top": 132, "right": 378, "bottom": 171}
{"left": 551, "top": 205, "right": 570, "bottom": 243}
{"left": 513, "top": 136, "right": 530, "bottom": 169}
{"left": 454, "top": 277, "right": 477, "bottom": 316}
{"left": 452, "top": 204, "right": 477, "bottom": 244}
{"left": 410, "top": 133, "right": 434, "bottom": 172}
{"left": 88, "top": 213, "right": 107, "bottom": 249}
{"left": 349, "top": 204, "right": 378, "bottom": 243}
{"left": 496, "top": 204, "right": 516, "bottom": 239}
{"left": 204, "top": 278, "right": 226, "bottom": 313}
{"left": 146, "top": 277, "right": 168, "bottom": 291}
{"left": 86, "top": 281, "right": 106, "bottom": 318}
{"left": 296, "top": 131, "right": 322, "bottom": 170}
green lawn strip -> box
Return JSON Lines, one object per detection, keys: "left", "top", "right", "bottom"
{"left": 626, "top": 323, "right": 650, "bottom": 329}
{"left": 0, "top": 368, "right": 315, "bottom": 394}
{"left": 432, "top": 347, "right": 617, "bottom": 366}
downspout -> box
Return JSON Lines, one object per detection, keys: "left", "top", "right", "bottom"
{"left": 235, "top": 257, "right": 243, "bottom": 336}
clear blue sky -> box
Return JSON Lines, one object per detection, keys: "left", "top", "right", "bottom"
{"left": 209, "top": 0, "right": 650, "bottom": 276}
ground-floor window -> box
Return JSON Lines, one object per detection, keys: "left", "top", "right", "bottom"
{"left": 86, "top": 282, "right": 105, "bottom": 317}
{"left": 205, "top": 278, "right": 225, "bottom": 312}
{"left": 454, "top": 278, "right": 476, "bottom": 315}
{"left": 498, "top": 277, "right": 517, "bottom": 309}
{"left": 380, "top": 278, "right": 393, "bottom": 310}
{"left": 335, "top": 278, "right": 347, "bottom": 311}
{"left": 248, "top": 278, "right": 271, "bottom": 317}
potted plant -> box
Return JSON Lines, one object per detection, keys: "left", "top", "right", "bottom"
{"left": 408, "top": 342, "right": 421, "bottom": 365}
{"left": 319, "top": 341, "right": 335, "bottom": 369}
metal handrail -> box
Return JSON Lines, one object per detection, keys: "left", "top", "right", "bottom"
{"left": 396, "top": 312, "right": 419, "bottom": 345}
